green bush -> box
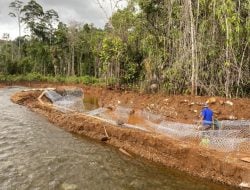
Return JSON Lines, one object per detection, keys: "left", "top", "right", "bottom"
{"left": 0, "top": 74, "right": 100, "bottom": 86}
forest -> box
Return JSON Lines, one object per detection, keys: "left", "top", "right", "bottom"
{"left": 0, "top": 0, "right": 249, "bottom": 97}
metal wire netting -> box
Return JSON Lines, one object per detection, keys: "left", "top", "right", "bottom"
{"left": 155, "top": 121, "right": 249, "bottom": 152}
{"left": 140, "top": 110, "right": 162, "bottom": 123}
{"left": 45, "top": 90, "right": 250, "bottom": 153}
{"left": 221, "top": 120, "right": 250, "bottom": 128}
{"left": 54, "top": 96, "right": 84, "bottom": 112}
{"left": 86, "top": 108, "right": 107, "bottom": 116}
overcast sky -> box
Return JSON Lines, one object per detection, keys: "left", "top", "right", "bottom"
{"left": 0, "top": 0, "right": 126, "bottom": 39}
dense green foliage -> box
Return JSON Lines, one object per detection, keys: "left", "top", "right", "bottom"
{"left": 1, "top": 0, "right": 249, "bottom": 97}
{"left": 0, "top": 73, "right": 101, "bottom": 85}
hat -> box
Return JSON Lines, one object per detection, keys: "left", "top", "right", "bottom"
{"left": 203, "top": 103, "right": 208, "bottom": 108}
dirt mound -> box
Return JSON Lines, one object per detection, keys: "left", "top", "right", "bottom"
{"left": 55, "top": 86, "right": 83, "bottom": 97}
{"left": 11, "top": 90, "right": 250, "bottom": 188}
{"left": 3, "top": 82, "right": 250, "bottom": 123}
{"left": 82, "top": 86, "right": 250, "bottom": 124}
{"left": 0, "top": 83, "right": 6, "bottom": 88}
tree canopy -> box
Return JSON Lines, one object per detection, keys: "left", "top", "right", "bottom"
{"left": 1, "top": 0, "right": 249, "bottom": 97}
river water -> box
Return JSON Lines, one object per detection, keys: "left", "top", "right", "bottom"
{"left": 0, "top": 87, "right": 236, "bottom": 190}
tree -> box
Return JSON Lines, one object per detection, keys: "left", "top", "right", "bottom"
{"left": 9, "top": 0, "right": 23, "bottom": 59}
{"left": 4, "top": 0, "right": 250, "bottom": 97}
{"left": 100, "top": 36, "right": 125, "bottom": 85}
{"left": 21, "top": 0, "right": 44, "bottom": 40}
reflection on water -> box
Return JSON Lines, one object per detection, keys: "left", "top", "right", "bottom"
{"left": 83, "top": 95, "right": 99, "bottom": 111}
{"left": 0, "top": 87, "right": 236, "bottom": 190}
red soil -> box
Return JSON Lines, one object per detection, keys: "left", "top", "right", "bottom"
{"left": 82, "top": 86, "right": 250, "bottom": 124}
{"left": 0, "top": 83, "right": 6, "bottom": 88}
{"left": 10, "top": 89, "right": 250, "bottom": 188}
{"left": 3, "top": 82, "right": 249, "bottom": 123}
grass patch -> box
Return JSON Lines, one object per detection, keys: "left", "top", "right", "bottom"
{"left": 0, "top": 73, "right": 101, "bottom": 86}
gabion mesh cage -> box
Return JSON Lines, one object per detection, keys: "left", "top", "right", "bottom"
{"left": 155, "top": 121, "right": 249, "bottom": 152}
{"left": 140, "top": 110, "right": 162, "bottom": 123}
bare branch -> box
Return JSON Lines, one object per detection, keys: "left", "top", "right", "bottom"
{"left": 96, "top": 0, "right": 109, "bottom": 19}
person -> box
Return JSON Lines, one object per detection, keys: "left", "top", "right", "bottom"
{"left": 199, "top": 103, "right": 213, "bottom": 130}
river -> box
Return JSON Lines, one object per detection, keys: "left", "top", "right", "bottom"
{"left": 0, "top": 87, "right": 236, "bottom": 190}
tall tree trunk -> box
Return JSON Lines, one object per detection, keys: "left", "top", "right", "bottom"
{"left": 188, "top": 0, "right": 197, "bottom": 95}
{"left": 71, "top": 45, "right": 75, "bottom": 76}
{"left": 195, "top": 0, "right": 199, "bottom": 95}
{"left": 236, "top": 42, "right": 248, "bottom": 97}
{"left": 18, "top": 13, "right": 21, "bottom": 60}
{"left": 67, "top": 51, "right": 71, "bottom": 77}
{"left": 79, "top": 52, "right": 83, "bottom": 76}
{"left": 224, "top": 15, "right": 230, "bottom": 98}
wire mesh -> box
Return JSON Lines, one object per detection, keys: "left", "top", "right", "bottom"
{"left": 54, "top": 96, "right": 84, "bottom": 112}
{"left": 115, "top": 106, "right": 133, "bottom": 114}
{"left": 44, "top": 90, "right": 250, "bottom": 153}
{"left": 221, "top": 120, "right": 250, "bottom": 129}
{"left": 155, "top": 121, "right": 249, "bottom": 152}
{"left": 85, "top": 108, "right": 107, "bottom": 116}
{"left": 44, "top": 89, "right": 87, "bottom": 113}
{"left": 113, "top": 106, "right": 133, "bottom": 123}
{"left": 44, "top": 90, "right": 62, "bottom": 103}
{"left": 140, "top": 110, "right": 162, "bottom": 123}
{"left": 57, "top": 88, "right": 83, "bottom": 97}
{"left": 238, "top": 139, "right": 250, "bottom": 153}
{"left": 207, "top": 137, "right": 247, "bottom": 152}
{"left": 198, "top": 130, "right": 240, "bottom": 138}
{"left": 156, "top": 121, "right": 198, "bottom": 139}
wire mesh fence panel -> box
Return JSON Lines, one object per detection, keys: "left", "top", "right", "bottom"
{"left": 61, "top": 88, "right": 83, "bottom": 97}
{"left": 115, "top": 106, "right": 133, "bottom": 114}
{"left": 44, "top": 90, "right": 62, "bottom": 103}
{"left": 160, "top": 121, "right": 197, "bottom": 130}
{"left": 112, "top": 106, "right": 134, "bottom": 123}
{"left": 123, "top": 123, "right": 150, "bottom": 131}
{"left": 54, "top": 96, "right": 84, "bottom": 112}
{"left": 140, "top": 110, "right": 162, "bottom": 123}
{"left": 198, "top": 130, "right": 241, "bottom": 138}
{"left": 207, "top": 137, "right": 247, "bottom": 152}
{"left": 85, "top": 108, "right": 107, "bottom": 116}
{"left": 237, "top": 128, "right": 250, "bottom": 138}
{"left": 95, "top": 113, "right": 117, "bottom": 125}
{"left": 156, "top": 121, "right": 198, "bottom": 139}
{"left": 44, "top": 89, "right": 250, "bottom": 153}
{"left": 221, "top": 120, "right": 250, "bottom": 129}
{"left": 238, "top": 140, "right": 250, "bottom": 153}
{"left": 157, "top": 121, "right": 250, "bottom": 152}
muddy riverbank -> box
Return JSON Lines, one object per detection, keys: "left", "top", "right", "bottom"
{"left": 4, "top": 87, "right": 234, "bottom": 190}
{"left": 11, "top": 89, "right": 250, "bottom": 188}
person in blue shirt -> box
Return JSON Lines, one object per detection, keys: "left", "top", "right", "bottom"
{"left": 199, "top": 103, "right": 213, "bottom": 130}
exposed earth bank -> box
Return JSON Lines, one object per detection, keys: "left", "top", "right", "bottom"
{"left": 2, "top": 82, "right": 250, "bottom": 124}
{"left": 82, "top": 86, "right": 250, "bottom": 124}
{"left": 10, "top": 86, "right": 250, "bottom": 189}
{"left": 0, "top": 83, "right": 6, "bottom": 88}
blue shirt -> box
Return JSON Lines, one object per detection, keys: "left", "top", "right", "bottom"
{"left": 201, "top": 108, "right": 213, "bottom": 125}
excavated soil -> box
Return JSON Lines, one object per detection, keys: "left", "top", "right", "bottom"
{"left": 81, "top": 86, "right": 250, "bottom": 123}
{"left": 3, "top": 82, "right": 250, "bottom": 123}
{"left": 11, "top": 89, "right": 250, "bottom": 188}
{"left": 0, "top": 83, "right": 6, "bottom": 88}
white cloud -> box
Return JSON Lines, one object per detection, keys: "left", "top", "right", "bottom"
{"left": 0, "top": 0, "right": 127, "bottom": 39}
